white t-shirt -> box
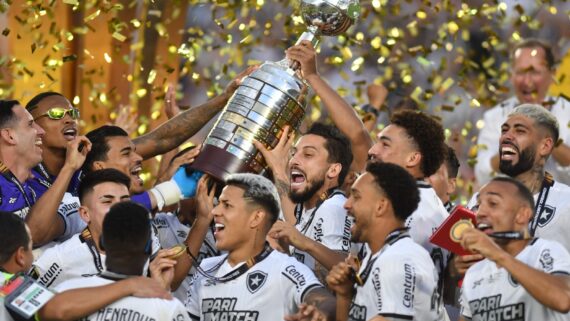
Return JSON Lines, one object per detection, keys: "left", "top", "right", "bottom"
{"left": 55, "top": 273, "right": 191, "bottom": 321}
{"left": 32, "top": 229, "right": 161, "bottom": 289}
{"left": 153, "top": 212, "right": 219, "bottom": 301}
{"left": 460, "top": 238, "right": 570, "bottom": 321}
{"left": 185, "top": 249, "right": 323, "bottom": 320}
{"left": 293, "top": 193, "right": 353, "bottom": 270}
{"left": 405, "top": 181, "right": 450, "bottom": 315}
{"left": 475, "top": 96, "right": 570, "bottom": 185}
{"left": 350, "top": 234, "right": 442, "bottom": 321}
{"left": 467, "top": 180, "right": 570, "bottom": 253}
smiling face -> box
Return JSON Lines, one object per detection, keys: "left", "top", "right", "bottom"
{"left": 211, "top": 185, "right": 255, "bottom": 252}
{"left": 367, "top": 124, "right": 417, "bottom": 170}
{"left": 499, "top": 115, "right": 542, "bottom": 177}
{"left": 79, "top": 182, "right": 130, "bottom": 237}
{"left": 29, "top": 95, "right": 78, "bottom": 151}
{"left": 344, "top": 172, "right": 383, "bottom": 244}
{"left": 475, "top": 180, "right": 530, "bottom": 235}
{"left": 511, "top": 47, "right": 554, "bottom": 104}
{"left": 94, "top": 136, "right": 144, "bottom": 193}
{"left": 288, "top": 134, "right": 332, "bottom": 204}
{"left": 9, "top": 105, "right": 45, "bottom": 167}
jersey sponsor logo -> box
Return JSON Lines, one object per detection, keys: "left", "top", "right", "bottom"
{"left": 371, "top": 267, "right": 382, "bottom": 310}
{"left": 282, "top": 265, "right": 307, "bottom": 288}
{"left": 403, "top": 263, "right": 416, "bottom": 308}
{"left": 539, "top": 249, "right": 554, "bottom": 272}
{"left": 201, "top": 298, "right": 259, "bottom": 321}
{"left": 469, "top": 294, "right": 525, "bottom": 321}
{"left": 293, "top": 252, "right": 305, "bottom": 263}
{"left": 82, "top": 307, "right": 158, "bottom": 321}
{"left": 348, "top": 303, "right": 367, "bottom": 321}
{"left": 246, "top": 271, "right": 267, "bottom": 294}
{"left": 537, "top": 206, "right": 556, "bottom": 227}
{"left": 37, "top": 263, "right": 62, "bottom": 287}
{"left": 312, "top": 218, "right": 324, "bottom": 243}
{"left": 13, "top": 207, "right": 30, "bottom": 219}
{"left": 59, "top": 201, "right": 79, "bottom": 214}
{"left": 341, "top": 216, "right": 351, "bottom": 252}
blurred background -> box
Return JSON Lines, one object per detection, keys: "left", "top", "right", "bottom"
{"left": 1, "top": 0, "right": 569, "bottom": 202}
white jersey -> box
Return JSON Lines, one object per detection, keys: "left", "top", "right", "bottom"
{"left": 55, "top": 273, "right": 191, "bottom": 321}
{"left": 350, "top": 234, "right": 441, "bottom": 321}
{"left": 467, "top": 180, "right": 570, "bottom": 253}
{"left": 460, "top": 238, "right": 570, "bottom": 321}
{"left": 153, "top": 212, "right": 219, "bottom": 301}
{"left": 186, "top": 249, "right": 323, "bottom": 320}
{"left": 293, "top": 193, "right": 353, "bottom": 270}
{"left": 31, "top": 228, "right": 161, "bottom": 289}
{"left": 475, "top": 96, "right": 570, "bottom": 185}
{"left": 405, "top": 181, "right": 450, "bottom": 316}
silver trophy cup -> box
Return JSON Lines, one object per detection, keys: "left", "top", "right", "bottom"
{"left": 191, "top": 0, "right": 360, "bottom": 181}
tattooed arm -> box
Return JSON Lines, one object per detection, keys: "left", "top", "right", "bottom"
{"left": 134, "top": 67, "right": 257, "bottom": 160}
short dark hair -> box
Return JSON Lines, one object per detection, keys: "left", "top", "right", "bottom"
{"left": 445, "top": 145, "right": 460, "bottom": 179}
{"left": 0, "top": 100, "right": 21, "bottom": 129}
{"left": 102, "top": 201, "right": 150, "bottom": 256}
{"left": 305, "top": 123, "right": 353, "bottom": 185}
{"left": 226, "top": 173, "right": 281, "bottom": 227}
{"left": 83, "top": 125, "right": 129, "bottom": 173}
{"left": 491, "top": 176, "right": 535, "bottom": 210}
{"left": 78, "top": 169, "right": 131, "bottom": 203}
{"left": 511, "top": 38, "right": 556, "bottom": 70}
{"left": 366, "top": 162, "right": 420, "bottom": 221}
{"left": 25, "top": 92, "right": 66, "bottom": 113}
{"left": 0, "top": 213, "right": 30, "bottom": 265}
{"left": 390, "top": 110, "right": 445, "bottom": 177}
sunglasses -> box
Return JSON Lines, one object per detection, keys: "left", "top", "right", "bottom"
{"left": 34, "top": 107, "right": 80, "bottom": 120}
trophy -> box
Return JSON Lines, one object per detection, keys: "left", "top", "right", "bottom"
{"left": 190, "top": 0, "right": 360, "bottom": 181}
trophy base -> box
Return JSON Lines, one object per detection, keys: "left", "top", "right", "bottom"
{"left": 190, "top": 144, "right": 257, "bottom": 182}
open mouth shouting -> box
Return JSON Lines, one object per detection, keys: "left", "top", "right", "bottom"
{"left": 130, "top": 163, "right": 143, "bottom": 186}
{"left": 500, "top": 143, "right": 519, "bottom": 162}
{"left": 290, "top": 168, "right": 307, "bottom": 191}
{"left": 519, "top": 88, "right": 537, "bottom": 103}
{"left": 214, "top": 222, "right": 225, "bottom": 236}
{"left": 62, "top": 126, "right": 78, "bottom": 141}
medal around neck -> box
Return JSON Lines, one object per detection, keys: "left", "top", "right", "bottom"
{"left": 190, "top": 0, "right": 360, "bottom": 181}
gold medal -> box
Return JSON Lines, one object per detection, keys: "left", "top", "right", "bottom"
{"left": 450, "top": 219, "right": 474, "bottom": 242}
{"left": 166, "top": 244, "right": 187, "bottom": 260}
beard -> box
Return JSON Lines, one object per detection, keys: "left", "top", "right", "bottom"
{"left": 289, "top": 177, "right": 325, "bottom": 204}
{"left": 499, "top": 144, "right": 536, "bottom": 177}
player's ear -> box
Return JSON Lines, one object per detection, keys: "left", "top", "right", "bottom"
{"left": 79, "top": 206, "right": 90, "bottom": 224}
{"left": 249, "top": 208, "right": 266, "bottom": 229}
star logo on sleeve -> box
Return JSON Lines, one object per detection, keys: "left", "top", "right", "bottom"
{"left": 246, "top": 271, "right": 268, "bottom": 294}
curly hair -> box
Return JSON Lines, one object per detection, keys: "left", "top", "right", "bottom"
{"left": 390, "top": 110, "right": 445, "bottom": 177}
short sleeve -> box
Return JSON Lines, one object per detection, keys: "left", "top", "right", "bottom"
{"left": 30, "top": 248, "right": 64, "bottom": 288}
{"left": 459, "top": 286, "right": 472, "bottom": 319}
{"left": 185, "top": 267, "right": 203, "bottom": 319}
{"left": 280, "top": 259, "right": 323, "bottom": 307}
{"left": 375, "top": 259, "right": 418, "bottom": 318}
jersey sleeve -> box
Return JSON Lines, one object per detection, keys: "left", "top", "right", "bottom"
{"left": 132, "top": 192, "right": 153, "bottom": 211}
{"left": 280, "top": 258, "right": 323, "bottom": 308}
{"left": 56, "top": 193, "right": 86, "bottom": 241}
{"left": 30, "top": 247, "right": 65, "bottom": 288}
{"left": 184, "top": 266, "right": 203, "bottom": 319}
{"left": 374, "top": 259, "right": 418, "bottom": 318}
{"left": 315, "top": 197, "right": 351, "bottom": 252}
{"left": 535, "top": 240, "right": 570, "bottom": 275}
{"left": 459, "top": 286, "right": 473, "bottom": 319}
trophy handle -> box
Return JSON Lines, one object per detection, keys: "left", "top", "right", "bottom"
{"left": 289, "top": 25, "right": 320, "bottom": 71}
